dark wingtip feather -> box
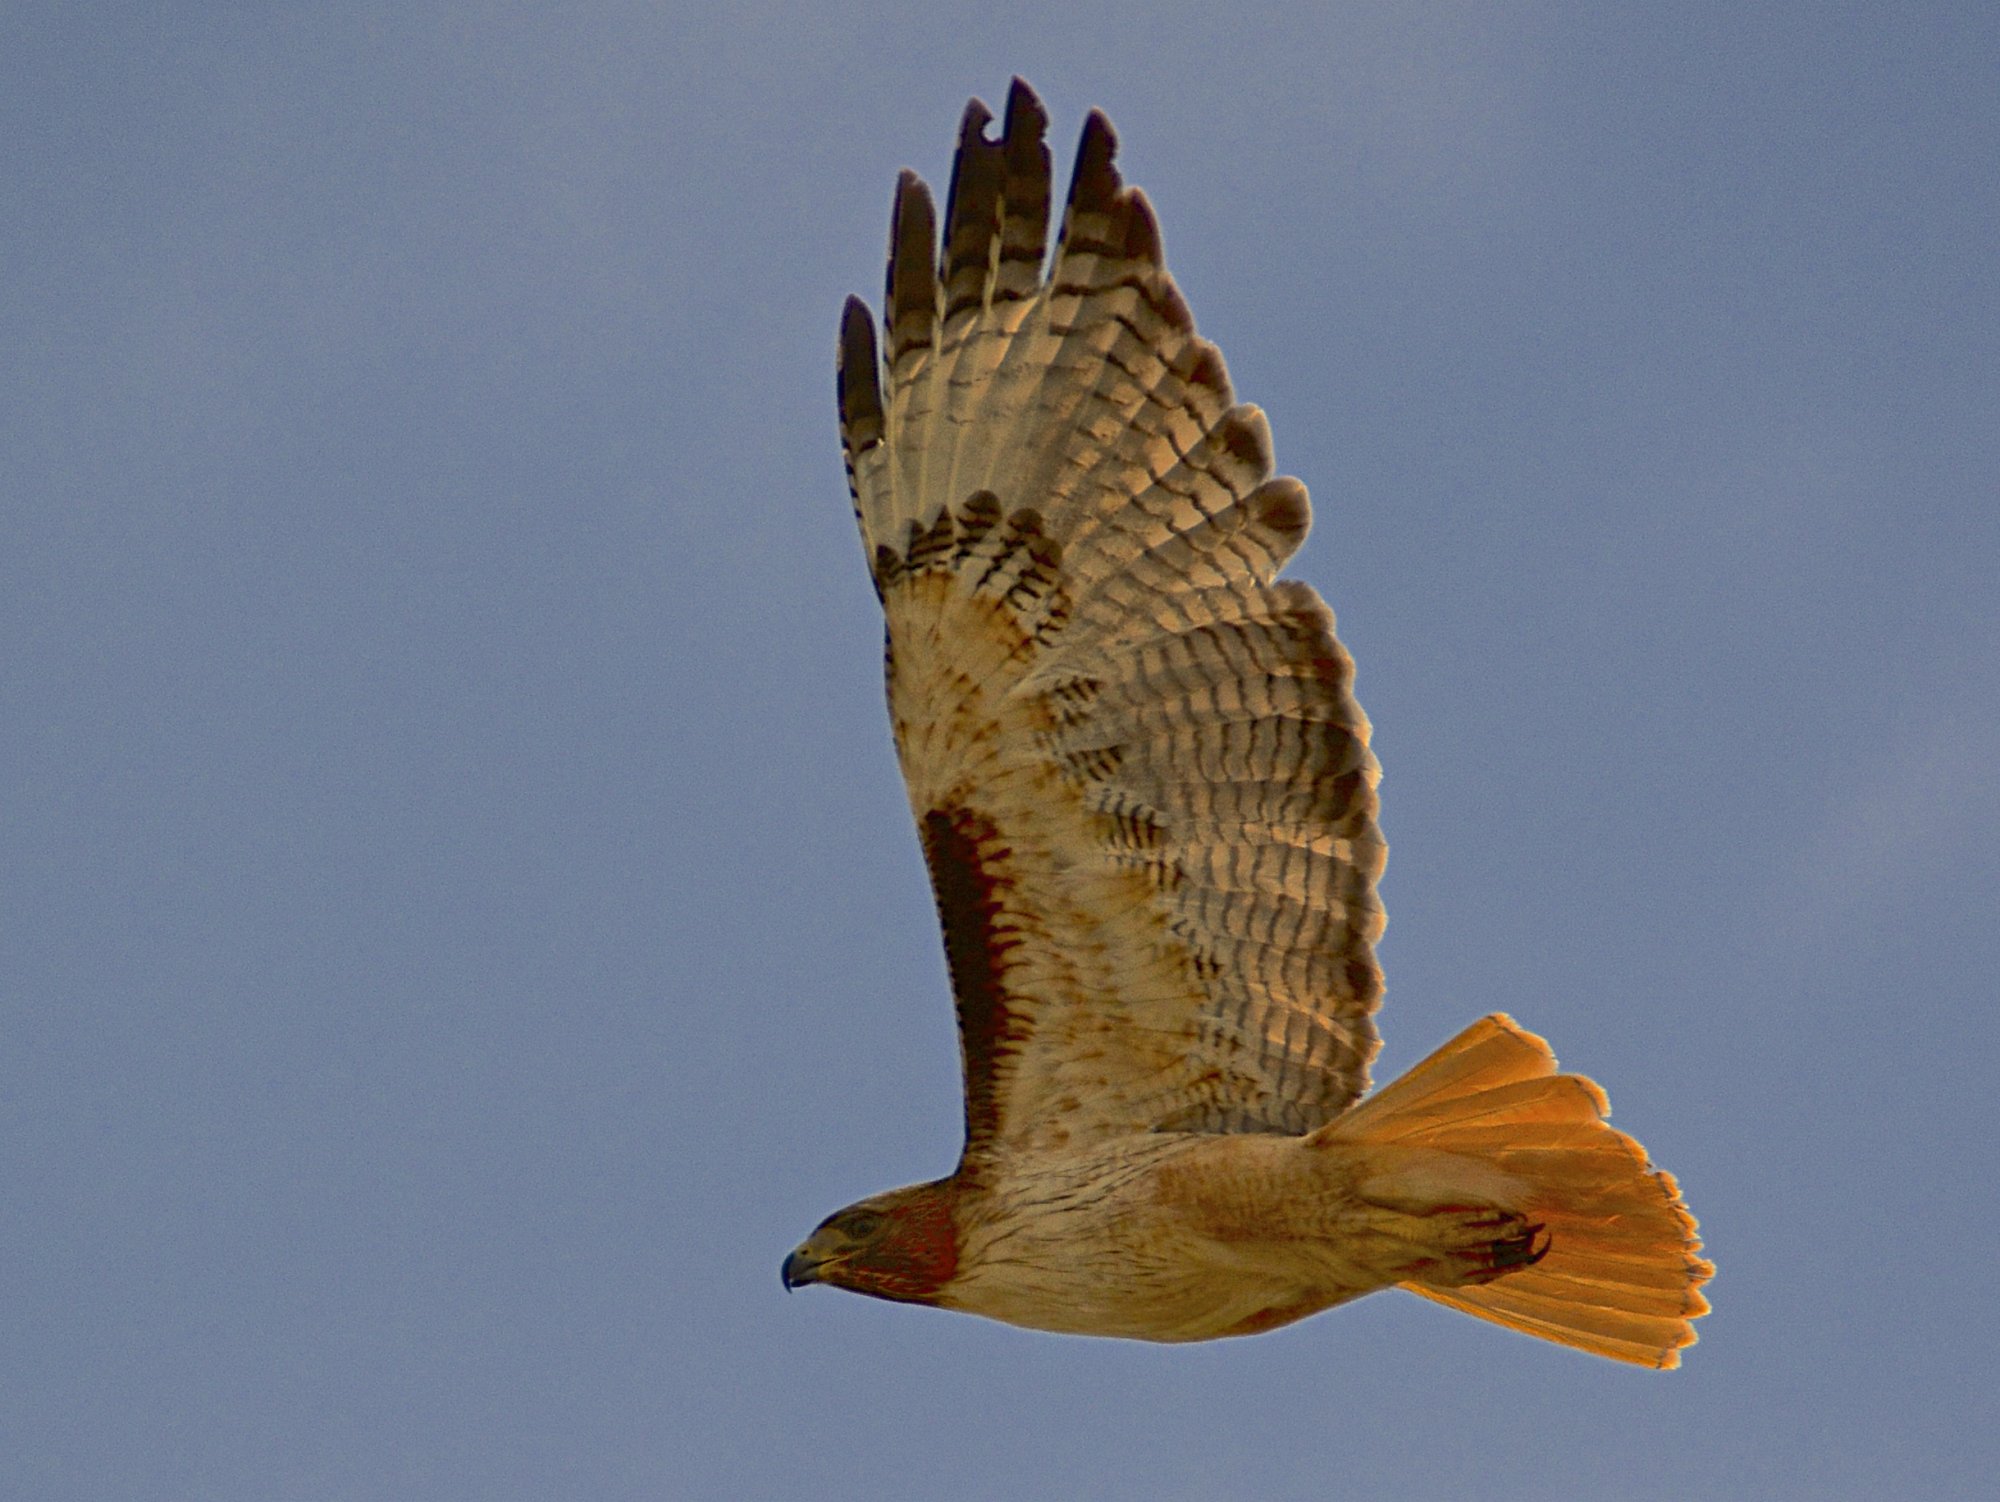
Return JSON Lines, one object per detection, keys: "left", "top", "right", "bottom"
{"left": 1055, "top": 106, "right": 1169, "bottom": 272}
{"left": 996, "top": 81, "right": 1053, "bottom": 298}
{"left": 886, "top": 171, "right": 939, "bottom": 364}
{"left": 1122, "top": 188, "right": 1163, "bottom": 264}
{"left": 836, "top": 295, "right": 886, "bottom": 588}
{"left": 942, "top": 81, "right": 1057, "bottom": 323}
{"left": 837, "top": 295, "right": 883, "bottom": 440}
{"left": 960, "top": 94, "right": 996, "bottom": 144}
{"left": 941, "top": 96, "right": 1004, "bottom": 324}
{"left": 1068, "top": 108, "right": 1124, "bottom": 217}
{"left": 942, "top": 93, "right": 996, "bottom": 234}
{"left": 1004, "top": 77, "right": 1047, "bottom": 139}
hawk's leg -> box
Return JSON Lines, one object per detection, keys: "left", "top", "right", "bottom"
{"left": 1394, "top": 1206, "right": 1551, "bottom": 1288}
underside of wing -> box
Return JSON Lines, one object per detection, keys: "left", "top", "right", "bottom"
{"left": 838, "top": 81, "right": 1385, "bottom": 1160}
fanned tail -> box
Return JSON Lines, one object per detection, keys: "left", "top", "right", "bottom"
{"left": 1325, "top": 1014, "right": 1712, "bottom": 1369}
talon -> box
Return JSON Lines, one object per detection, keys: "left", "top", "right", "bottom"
{"left": 1490, "top": 1221, "right": 1550, "bottom": 1271}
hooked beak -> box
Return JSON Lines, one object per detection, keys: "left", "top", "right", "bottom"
{"left": 781, "top": 1243, "right": 827, "bottom": 1291}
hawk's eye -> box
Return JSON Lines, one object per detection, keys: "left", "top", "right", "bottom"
{"left": 843, "top": 1212, "right": 884, "bottom": 1239}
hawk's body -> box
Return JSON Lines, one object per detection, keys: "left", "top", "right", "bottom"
{"left": 931, "top": 1129, "right": 1544, "bottom": 1343}
{"left": 784, "top": 82, "right": 1710, "bottom": 1367}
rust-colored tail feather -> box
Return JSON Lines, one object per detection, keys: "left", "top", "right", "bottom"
{"left": 1330, "top": 1014, "right": 1712, "bottom": 1368}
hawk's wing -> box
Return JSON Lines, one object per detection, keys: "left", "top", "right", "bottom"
{"left": 839, "top": 82, "right": 1385, "bottom": 1164}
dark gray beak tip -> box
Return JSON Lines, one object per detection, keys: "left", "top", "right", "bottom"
{"left": 781, "top": 1249, "right": 810, "bottom": 1291}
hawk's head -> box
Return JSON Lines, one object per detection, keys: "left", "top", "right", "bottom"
{"left": 782, "top": 1179, "right": 960, "bottom": 1305}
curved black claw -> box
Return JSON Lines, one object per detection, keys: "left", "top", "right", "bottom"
{"left": 1493, "top": 1221, "right": 1552, "bottom": 1271}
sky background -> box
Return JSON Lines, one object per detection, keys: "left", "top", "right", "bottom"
{"left": 6, "top": 3, "right": 1998, "bottom": 1499}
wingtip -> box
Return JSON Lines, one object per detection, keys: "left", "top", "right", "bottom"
{"left": 1069, "top": 107, "right": 1123, "bottom": 210}
{"left": 958, "top": 94, "right": 995, "bottom": 146}
{"left": 837, "top": 293, "right": 883, "bottom": 432}
{"left": 839, "top": 294, "right": 878, "bottom": 357}
{"left": 1082, "top": 106, "right": 1119, "bottom": 156}
{"left": 1122, "top": 186, "right": 1163, "bottom": 263}
{"left": 886, "top": 170, "right": 939, "bottom": 340}
{"left": 1004, "top": 77, "right": 1048, "bottom": 137}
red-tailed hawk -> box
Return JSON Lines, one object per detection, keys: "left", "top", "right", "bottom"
{"left": 783, "top": 80, "right": 1711, "bottom": 1367}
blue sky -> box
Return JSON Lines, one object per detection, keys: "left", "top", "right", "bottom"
{"left": 6, "top": 4, "right": 1997, "bottom": 1498}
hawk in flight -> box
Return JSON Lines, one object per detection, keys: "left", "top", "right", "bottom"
{"left": 784, "top": 80, "right": 1711, "bottom": 1366}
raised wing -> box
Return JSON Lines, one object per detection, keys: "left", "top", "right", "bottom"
{"left": 838, "top": 81, "right": 1385, "bottom": 1163}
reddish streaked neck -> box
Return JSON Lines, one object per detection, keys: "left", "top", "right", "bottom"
{"left": 852, "top": 1178, "right": 962, "bottom": 1305}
